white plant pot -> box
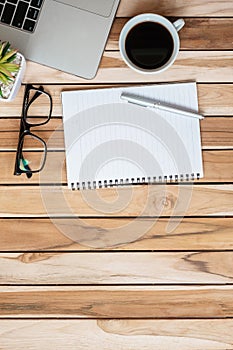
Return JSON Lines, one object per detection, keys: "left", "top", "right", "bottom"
{"left": 0, "top": 52, "right": 26, "bottom": 102}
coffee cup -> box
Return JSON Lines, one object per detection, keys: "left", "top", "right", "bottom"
{"left": 119, "top": 14, "right": 185, "bottom": 74}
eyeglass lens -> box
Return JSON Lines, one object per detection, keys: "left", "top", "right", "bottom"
{"left": 25, "top": 88, "right": 51, "bottom": 125}
{"left": 19, "top": 133, "right": 46, "bottom": 172}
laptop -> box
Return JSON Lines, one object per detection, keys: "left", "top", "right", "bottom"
{"left": 0, "top": 0, "right": 120, "bottom": 79}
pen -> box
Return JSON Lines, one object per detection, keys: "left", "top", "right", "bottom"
{"left": 120, "top": 92, "right": 204, "bottom": 120}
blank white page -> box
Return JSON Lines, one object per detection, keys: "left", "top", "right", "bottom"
{"left": 62, "top": 82, "right": 203, "bottom": 189}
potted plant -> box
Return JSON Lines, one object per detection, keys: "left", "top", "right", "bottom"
{"left": 0, "top": 41, "right": 26, "bottom": 102}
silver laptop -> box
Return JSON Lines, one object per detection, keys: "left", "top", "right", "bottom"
{"left": 0, "top": 0, "right": 120, "bottom": 79}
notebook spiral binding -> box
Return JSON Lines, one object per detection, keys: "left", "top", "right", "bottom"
{"left": 71, "top": 173, "right": 200, "bottom": 190}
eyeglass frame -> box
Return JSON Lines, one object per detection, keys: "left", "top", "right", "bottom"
{"left": 14, "top": 84, "right": 53, "bottom": 178}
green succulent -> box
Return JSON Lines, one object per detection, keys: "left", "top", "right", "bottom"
{"left": 0, "top": 41, "right": 20, "bottom": 98}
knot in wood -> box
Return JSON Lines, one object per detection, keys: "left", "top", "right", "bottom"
{"left": 161, "top": 193, "right": 176, "bottom": 211}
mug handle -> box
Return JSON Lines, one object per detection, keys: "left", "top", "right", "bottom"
{"left": 173, "top": 18, "right": 185, "bottom": 32}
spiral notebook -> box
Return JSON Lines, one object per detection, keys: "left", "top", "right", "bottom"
{"left": 61, "top": 82, "right": 203, "bottom": 190}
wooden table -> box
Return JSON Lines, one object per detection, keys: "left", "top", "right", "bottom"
{"left": 1, "top": 1, "right": 233, "bottom": 348}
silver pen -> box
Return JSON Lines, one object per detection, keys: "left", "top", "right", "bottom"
{"left": 120, "top": 92, "right": 204, "bottom": 120}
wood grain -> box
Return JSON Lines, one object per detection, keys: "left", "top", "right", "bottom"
{"left": 0, "top": 150, "right": 232, "bottom": 184}
{"left": 108, "top": 18, "right": 233, "bottom": 50}
{"left": 198, "top": 85, "right": 233, "bottom": 116}
{"left": 0, "top": 286, "right": 233, "bottom": 318}
{"left": 0, "top": 217, "right": 233, "bottom": 251}
{"left": 1, "top": 319, "right": 233, "bottom": 349}
{"left": 116, "top": 0, "right": 233, "bottom": 17}
{"left": 201, "top": 117, "right": 233, "bottom": 148}
{"left": 0, "top": 251, "right": 232, "bottom": 284}
{"left": 20, "top": 52, "right": 233, "bottom": 84}
{"left": 0, "top": 185, "right": 233, "bottom": 217}
{"left": 0, "top": 84, "right": 232, "bottom": 117}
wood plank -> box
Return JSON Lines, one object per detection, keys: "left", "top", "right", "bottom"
{"left": 198, "top": 85, "right": 233, "bottom": 116}
{"left": 0, "top": 252, "right": 233, "bottom": 284}
{"left": 1, "top": 117, "right": 233, "bottom": 149}
{"left": 1, "top": 319, "right": 233, "bottom": 349}
{"left": 2, "top": 118, "right": 233, "bottom": 151}
{"left": 202, "top": 150, "right": 233, "bottom": 181}
{"left": 116, "top": 0, "right": 233, "bottom": 17}
{"left": 0, "top": 286, "right": 233, "bottom": 318}
{"left": 201, "top": 117, "right": 233, "bottom": 148}
{"left": 0, "top": 150, "right": 232, "bottom": 184}
{"left": 1, "top": 118, "right": 233, "bottom": 151}
{"left": 21, "top": 52, "right": 233, "bottom": 84}
{"left": 0, "top": 217, "right": 233, "bottom": 251}
{"left": 0, "top": 84, "right": 232, "bottom": 117}
{"left": 0, "top": 185, "right": 232, "bottom": 217}
{"left": 108, "top": 18, "right": 233, "bottom": 50}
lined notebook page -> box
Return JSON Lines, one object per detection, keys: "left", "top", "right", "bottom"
{"left": 62, "top": 83, "right": 203, "bottom": 189}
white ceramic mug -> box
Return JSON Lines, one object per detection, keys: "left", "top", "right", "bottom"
{"left": 119, "top": 14, "right": 185, "bottom": 74}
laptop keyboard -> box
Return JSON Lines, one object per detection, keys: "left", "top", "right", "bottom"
{"left": 0, "top": 0, "right": 44, "bottom": 33}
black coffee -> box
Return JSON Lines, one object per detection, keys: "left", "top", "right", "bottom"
{"left": 125, "top": 21, "right": 174, "bottom": 70}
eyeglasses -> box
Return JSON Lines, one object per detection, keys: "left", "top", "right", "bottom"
{"left": 14, "top": 84, "right": 53, "bottom": 178}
